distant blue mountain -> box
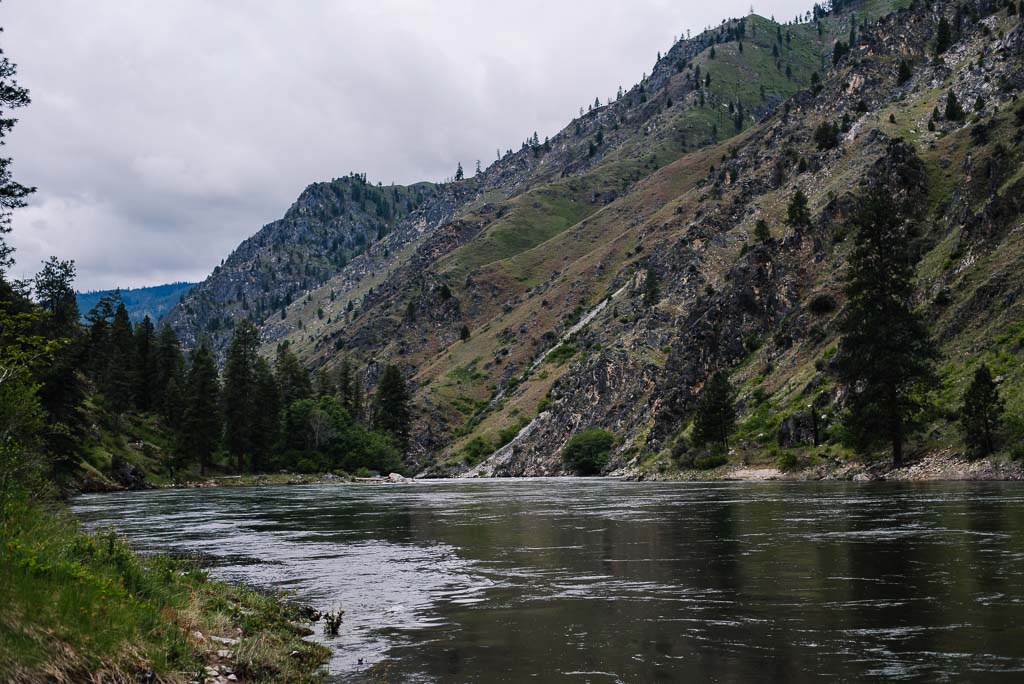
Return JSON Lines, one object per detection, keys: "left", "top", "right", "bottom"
{"left": 76, "top": 282, "right": 197, "bottom": 324}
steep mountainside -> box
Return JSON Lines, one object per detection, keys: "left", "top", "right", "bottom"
{"left": 172, "top": 0, "right": 1024, "bottom": 476}
{"left": 163, "top": 175, "right": 464, "bottom": 353}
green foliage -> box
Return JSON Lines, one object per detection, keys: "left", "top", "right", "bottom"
{"left": 785, "top": 189, "right": 812, "bottom": 229}
{"left": 945, "top": 91, "right": 965, "bottom": 122}
{"left": 808, "top": 293, "right": 838, "bottom": 316}
{"left": 692, "top": 371, "right": 737, "bottom": 449}
{"left": 179, "top": 341, "right": 220, "bottom": 476}
{"left": 223, "top": 319, "right": 260, "bottom": 472}
{"left": 643, "top": 266, "right": 660, "bottom": 307}
{"left": 0, "top": 503, "right": 328, "bottom": 681}
{"left": 814, "top": 121, "right": 841, "bottom": 150}
{"left": 935, "top": 16, "right": 952, "bottom": 55}
{"left": 754, "top": 219, "right": 771, "bottom": 242}
{"left": 372, "top": 364, "right": 411, "bottom": 450}
{"left": 562, "top": 428, "right": 615, "bottom": 475}
{"left": 462, "top": 436, "right": 492, "bottom": 465}
{"left": 897, "top": 59, "right": 913, "bottom": 85}
{"left": 693, "top": 452, "right": 728, "bottom": 470}
{"left": 836, "top": 188, "right": 936, "bottom": 467}
{"left": 545, "top": 343, "right": 578, "bottom": 365}
{"left": 960, "top": 364, "right": 1004, "bottom": 458}
{"left": 775, "top": 452, "right": 798, "bottom": 472}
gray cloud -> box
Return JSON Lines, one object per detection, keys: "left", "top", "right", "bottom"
{"left": 4, "top": 0, "right": 810, "bottom": 290}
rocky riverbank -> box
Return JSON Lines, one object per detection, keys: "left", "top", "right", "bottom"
{"left": 623, "top": 450, "right": 1024, "bottom": 483}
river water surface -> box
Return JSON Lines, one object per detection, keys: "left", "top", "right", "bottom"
{"left": 73, "top": 479, "right": 1024, "bottom": 682}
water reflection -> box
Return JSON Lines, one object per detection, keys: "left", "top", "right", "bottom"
{"left": 73, "top": 480, "right": 1024, "bottom": 682}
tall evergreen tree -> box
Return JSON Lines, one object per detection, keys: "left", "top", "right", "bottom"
{"left": 104, "top": 302, "right": 135, "bottom": 412}
{"left": 945, "top": 91, "right": 964, "bottom": 121}
{"left": 0, "top": 33, "right": 34, "bottom": 279}
{"left": 960, "top": 364, "right": 1004, "bottom": 458}
{"left": 373, "top": 364, "right": 411, "bottom": 449}
{"left": 32, "top": 257, "right": 86, "bottom": 432}
{"left": 154, "top": 323, "right": 185, "bottom": 417}
{"left": 315, "top": 368, "right": 335, "bottom": 397}
{"left": 836, "top": 189, "right": 936, "bottom": 468}
{"left": 84, "top": 292, "right": 118, "bottom": 378}
{"left": 275, "top": 343, "right": 311, "bottom": 407}
{"left": 132, "top": 315, "right": 157, "bottom": 411}
{"left": 691, "top": 371, "right": 737, "bottom": 449}
{"left": 336, "top": 357, "right": 353, "bottom": 406}
{"left": 33, "top": 257, "right": 78, "bottom": 330}
{"left": 786, "top": 189, "right": 812, "bottom": 229}
{"left": 251, "top": 356, "right": 280, "bottom": 472}
{"left": 223, "top": 319, "right": 259, "bottom": 473}
{"left": 180, "top": 341, "right": 221, "bottom": 476}
{"left": 935, "top": 16, "right": 952, "bottom": 55}
{"left": 754, "top": 219, "right": 771, "bottom": 242}
{"left": 643, "top": 266, "right": 660, "bottom": 307}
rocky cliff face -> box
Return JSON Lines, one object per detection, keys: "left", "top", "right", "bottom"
{"left": 171, "top": 0, "right": 1024, "bottom": 476}
{"left": 163, "top": 175, "right": 449, "bottom": 355}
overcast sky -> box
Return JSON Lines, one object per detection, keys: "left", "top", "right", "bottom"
{"left": 4, "top": 0, "right": 808, "bottom": 291}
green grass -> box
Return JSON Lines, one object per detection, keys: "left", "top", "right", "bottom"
{"left": 0, "top": 502, "right": 329, "bottom": 682}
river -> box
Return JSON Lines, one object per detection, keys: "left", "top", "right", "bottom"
{"left": 72, "top": 479, "right": 1024, "bottom": 682}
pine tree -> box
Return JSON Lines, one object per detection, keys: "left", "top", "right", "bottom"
{"left": 275, "top": 343, "right": 311, "bottom": 407}
{"left": 180, "top": 341, "right": 221, "bottom": 476}
{"left": 32, "top": 257, "right": 86, "bottom": 430}
{"left": 836, "top": 188, "right": 936, "bottom": 468}
{"left": 84, "top": 293, "right": 118, "bottom": 378}
{"left": 223, "top": 319, "right": 260, "bottom": 473}
{"left": 754, "top": 219, "right": 771, "bottom": 242}
{"left": 373, "top": 364, "right": 411, "bottom": 450}
{"left": 960, "top": 364, "right": 1004, "bottom": 458}
{"left": 643, "top": 266, "right": 660, "bottom": 307}
{"left": 455, "top": 162, "right": 464, "bottom": 181}
{"left": 154, "top": 323, "right": 185, "bottom": 417}
{"left": 251, "top": 356, "right": 280, "bottom": 472}
{"left": 460, "top": 324, "right": 471, "bottom": 341}
{"left": 33, "top": 257, "right": 78, "bottom": 330}
{"left": 336, "top": 357, "right": 353, "bottom": 406}
{"left": 897, "top": 59, "right": 913, "bottom": 85}
{"left": 104, "top": 302, "right": 135, "bottom": 412}
{"left": 945, "top": 91, "right": 964, "bottom": 121}
{"left": 132, "top": 315, "right": 157, "bottom": 411}
{"left": 0, "top": 36, "right": 33, "bottom": 277}
{"left": 935, "top": 16, "right": 952, "bottom": 55}
{"left": 785, "top": 189, "right": 812, "bottom": 229}
{"left": 692, "top": 371, "right": 737, "bottom": 449}
{"left": 315, "top": 368, "right": 335, "bottom": 397}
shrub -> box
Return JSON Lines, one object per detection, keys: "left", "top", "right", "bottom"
{"left": 463, "top": 436, "right": 493, "bottom": 465}
{"left": 693, "top": 452, "right": 728, "bottom": 470}
{"left": 562, "top": 428, "right": 615, "bottom": 475}
{"left": 754, "top": 219, "right": 771, "bottom": 242}
{"left": 814, "top": 121, "right": 841, "bottom": 150}
{"left": 897, "top": 59, "right": 913, "bottom": 85}
{"left": 545, "top": 343, "right": 578, "bottom": 365}
{"left": 808, "top": 293, "right": 838, "bottom": 315}
{"left": 775, "top": 452, "right": 798, "bottom": 472}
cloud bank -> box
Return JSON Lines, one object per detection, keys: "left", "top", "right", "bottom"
{"left": 4, "top": 0, "right": 809, "bottom": 290}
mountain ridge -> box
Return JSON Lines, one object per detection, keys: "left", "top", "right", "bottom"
{"left": 169, "top": 0, "right": 1024, "bottom": 476}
